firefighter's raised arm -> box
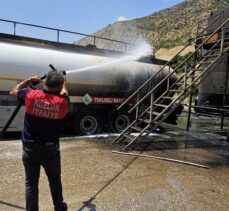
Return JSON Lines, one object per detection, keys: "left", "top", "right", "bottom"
{"left": 60, "top": 77, "right": 68, "bottom": 96}
{"left": 9, "top": 76, "right": 41, "bottom": 97}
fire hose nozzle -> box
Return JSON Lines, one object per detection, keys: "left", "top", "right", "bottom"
{"left": 49, "top": 64, "right": 56, "bottom": 71}
{"left": 49, "top": 64, "right": 66, "bottom": 76}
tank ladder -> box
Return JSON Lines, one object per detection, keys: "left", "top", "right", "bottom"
{"left": 112, "top": 15, "right": 229, "bottom": 151}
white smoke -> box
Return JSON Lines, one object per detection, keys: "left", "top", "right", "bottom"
{"left": 131, "top": 40, "right": 154, "bottom": 57}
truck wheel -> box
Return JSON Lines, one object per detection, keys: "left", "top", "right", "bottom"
{"left": 73, "top": 110, "right": 101, "bottom": 135}
{"left": 108, "top": 110, "right": 131, "bottom": 133}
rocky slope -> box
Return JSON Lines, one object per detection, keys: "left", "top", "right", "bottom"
{"left": 75, "top": 0, "right": 229, "bottom": 58}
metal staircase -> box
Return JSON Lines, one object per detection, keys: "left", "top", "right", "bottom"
{"left": 113, "top": 15, "right": 229, "bottom": 151}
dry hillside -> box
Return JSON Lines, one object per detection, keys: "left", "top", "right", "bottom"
{"left": 75, "top": 0, "right": 229, "bottom": 58}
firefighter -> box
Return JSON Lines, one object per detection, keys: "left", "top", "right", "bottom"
{"left": 10, "top": 71, "right": 69, "bottom": 211}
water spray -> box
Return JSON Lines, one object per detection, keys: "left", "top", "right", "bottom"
{"left": 66, "top": 41, "right": 153, "bottom": 74}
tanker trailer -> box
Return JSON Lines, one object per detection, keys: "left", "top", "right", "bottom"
{"left": 0, "top": 34, "right": 176, "bottom": 135}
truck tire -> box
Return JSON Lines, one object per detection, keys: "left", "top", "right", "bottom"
{"left": 108, "top": 110, "right": 131, "bottom": 133}
{"left": 73, "top": 109, "right": 102, "bottom": 135}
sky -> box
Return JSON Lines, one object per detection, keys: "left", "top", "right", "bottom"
{"left": 0, "top": 0, "right": 184, "bottom": 43}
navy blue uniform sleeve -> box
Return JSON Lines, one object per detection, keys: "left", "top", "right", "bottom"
{"left": 62, "top": 93, "right": 70, "bottom": 103}
{"left": 17, "top": 88, "right": 30, "bottom": 104}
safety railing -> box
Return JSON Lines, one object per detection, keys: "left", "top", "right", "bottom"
{"left": 0, "top": 18, "right": 134, "bottom": 53}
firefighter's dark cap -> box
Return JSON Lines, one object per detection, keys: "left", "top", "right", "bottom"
{"left": 45, "top": 70, "right": 64, "bottom": 87}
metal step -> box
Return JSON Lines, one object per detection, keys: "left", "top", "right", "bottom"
{"left": 153, "top": 103, "right": 167, "bottom": 108}
{"left": 203, "top": 54, "right": 220, "bottom": 59}
{"left": 176, "top": 82, "right": 187, "bottom": 88}
{"left": 208, "top": 48, "right": 220, "bottom": 53}
{"left": 169, "top": 89, "right": 181, "bottom": 92}
{"left": 175, "top": 82, "right": 185, "bottom": 86}
{"left": 130, "top": 125, "right": 144, "bottom": 132}
{"left": 190, "top": 67, "right": 204, "bottom": 73}
{"left": 131, "top": 125, "right": 150, "bottom": 134}
{"left": 162, "top": 96, "right": 173, "bottom": 99}
{"left": 147, "top": 111, "right": 161, "bottom": 116}
{"left": 199, "top": 60, "right": 213, "bottom": 64}
{"left": 139, "top": 118, "right": 151, "bottom": 124}
{"left": 124, "top": 134, "right": 134, "bottom": 140}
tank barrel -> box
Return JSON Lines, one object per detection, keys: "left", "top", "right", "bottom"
{"left": 0, "top": 41, "right": 174, "bottom": 97}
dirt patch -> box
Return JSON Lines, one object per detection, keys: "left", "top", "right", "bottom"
{"left": 156, "top": 45, "right": 195, "bottom": 61}
{"left": 0, "top": 131, "right": 228, "bottom": 211}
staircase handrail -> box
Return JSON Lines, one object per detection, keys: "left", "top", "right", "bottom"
{"left": 117, "top": 14, "right": 222, "bottom": 110}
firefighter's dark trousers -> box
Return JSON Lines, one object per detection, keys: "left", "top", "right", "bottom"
{"left": 22, "top": 142, "right": 65, "bottom": 211}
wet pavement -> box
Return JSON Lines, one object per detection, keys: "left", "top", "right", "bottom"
{"left": 0, "top": 114, "right": 229, "bottom": 210}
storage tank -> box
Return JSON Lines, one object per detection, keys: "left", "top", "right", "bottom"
{"left": 197, "top": 8, "right": 229, "bottom": 107}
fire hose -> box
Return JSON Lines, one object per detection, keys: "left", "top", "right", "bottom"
{"left": 0, "top": 64, "right": 66, "bottom": 138}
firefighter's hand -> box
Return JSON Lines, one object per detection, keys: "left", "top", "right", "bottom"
{"left": 10, "top": 76, "right": 41, "bottom": 97}
{"left": 29, "top": 76, "right": 41, "bottom": 84}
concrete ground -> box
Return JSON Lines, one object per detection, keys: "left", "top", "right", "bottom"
{"left": 0, "top": 128, "right": 229, "bottom": 211}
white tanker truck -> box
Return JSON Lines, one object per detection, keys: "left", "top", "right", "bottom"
{"left": 0, "top": 32, "right": 177, "bottom": 135}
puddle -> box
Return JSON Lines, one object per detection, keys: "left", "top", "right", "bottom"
{"left": 177, "top": 112, "right": 229, "bottom": 131}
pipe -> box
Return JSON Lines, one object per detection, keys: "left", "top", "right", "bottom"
{"left": 112, "top": 150, "right": 210, "bottom": 169}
